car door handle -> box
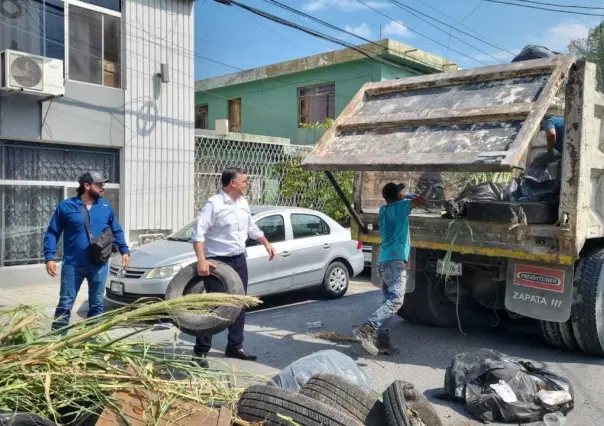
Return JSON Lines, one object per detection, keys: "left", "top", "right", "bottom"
{"left": 322, "top": 243, "right": 330, "bottom": 249}
{"left": 281, "top": 251, "right": 291, "bottom": 257}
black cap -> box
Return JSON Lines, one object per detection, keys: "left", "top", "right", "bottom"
{"left": 78, "top": 171, "right": 109, "bottom": 186}
{"left": 382, "top": 182, "right": 406, "bottom": 201}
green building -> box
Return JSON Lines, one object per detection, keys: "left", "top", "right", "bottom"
{"left": 194, "top": 39, "right": 458, "bottom": 145}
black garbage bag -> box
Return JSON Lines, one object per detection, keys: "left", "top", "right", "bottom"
{"left": 514, "top": 152, "right": 561, "bottom": 203}
{"left": 0, "top": 413, "right": 56, "bottom": 426}
{"left": 442, "top": 182, "right": 504, "bottom": 219}
{"left": 442, "top": 348, "right": 574, "bottom": 424}
{"left": 511, "top": 45, "right": 560, "bottom": 62}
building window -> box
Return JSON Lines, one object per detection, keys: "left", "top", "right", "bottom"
{"left": 228, "top": 99, "right": 242, "bottom": 133}
{"left": 0, "top": 141, "right": 120, "bottom": 267}
{"left": 0, "top": 0, "right": 65, "bottom": 61}
{"left": 298, "top": 82, "right": 335, "bottom": 126}
{"left": 82, "top": 0, "right": 122, "bottom": 12}
{"left": 69, "top": 5, "right": 121, "bottom": 88}
{"left": 196, "top": 105, "right": 208, "bottom": 129}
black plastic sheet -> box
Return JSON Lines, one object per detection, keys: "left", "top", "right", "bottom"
{"left": 0, "top": 413, "right": 55, "bottom": 426}
{"left": 442, "top": 348, "right": 574, "bottom": 423}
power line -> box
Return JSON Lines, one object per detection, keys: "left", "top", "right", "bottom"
{"left": 408, "top": 0, "right": 515, "bottom": 56}
{"left": 485, "top": 0, "right": 604, "bottom": 16}
{"left": 387, "top": 0, "right": 506, "bottom": 62}
{"left": 508, "top": 0, "right": 604, "bottom": 10}
{"left": 459, "top": 0, "right": 484, "bottom": 23}
{"left": 353, "top": 0, "right": 489, "bottom": 65}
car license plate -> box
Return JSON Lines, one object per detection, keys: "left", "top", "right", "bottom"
{"left": 364, "top": 252, "right": 371, "bottom": 262}
{"left": 110, "top": 281, "right": 124, "bottom": 295}
{"left": 436, "top": 259, "right": 462, "bottom": 276}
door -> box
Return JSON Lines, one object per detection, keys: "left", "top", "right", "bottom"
{"left": 228, "top": 98, "right": 241, "bottom": 133}
{"left": 289, "top": 213, "right": 331, "bottom": 288}
{"left": 246, "top": 214, "right": 292, "bottom": 296}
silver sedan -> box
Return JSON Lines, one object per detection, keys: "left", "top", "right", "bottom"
{"left": 105, "top": 206, "right": 365, "bottom": 305}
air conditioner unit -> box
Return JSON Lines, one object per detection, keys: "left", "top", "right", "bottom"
{"left": 0, "top": 50, "right": 65, "bottom": 96}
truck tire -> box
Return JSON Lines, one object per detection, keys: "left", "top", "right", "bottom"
{"left": 540, "top": 320, "right": 578, "bottom": 351}
{"left": 570, "top": 248, "right": 604, "bottom": 357}
{"left": 237, "top": 385, "right": 364, "bottom": 426}
{"left": 165, "top": 262, "right": 244, "bottom": 337}
{"left": 397, "top": 271, "right": 458, "bottom": 327}
{"left": 299, "top": 373, "right": 385, "bottom": 426}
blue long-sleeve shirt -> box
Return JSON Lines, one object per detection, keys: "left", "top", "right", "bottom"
{"left": 43, "top": 196, "right": 129, "bottom": 266}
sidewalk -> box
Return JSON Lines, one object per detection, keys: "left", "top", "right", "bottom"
{"left": 1, "top": 278, "right": 89, "bottom": 320}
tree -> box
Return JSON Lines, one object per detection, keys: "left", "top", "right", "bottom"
{"left": 570, "top": 22, "right": 604, "bottom": 91}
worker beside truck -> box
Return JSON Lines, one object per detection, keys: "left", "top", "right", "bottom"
{"left": 354, "top": 182, "right": 439, "bottom": 356}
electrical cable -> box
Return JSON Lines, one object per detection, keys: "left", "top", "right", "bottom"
{"left": 508, "top": 0, "right": 604, "bottom": 10}
{"left": 485, "top": 0, "right": 604, "bottom": 16}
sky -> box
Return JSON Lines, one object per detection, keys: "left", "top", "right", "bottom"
{"left": 194, "top": 0, "right": 602, "bottom": 81}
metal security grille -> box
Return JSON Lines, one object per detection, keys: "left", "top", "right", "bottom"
{"left": 194, "top": 136, "right": 334, "bottom": 214}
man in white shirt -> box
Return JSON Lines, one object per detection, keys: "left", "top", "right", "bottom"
{"left": 191, "top": 167, "right": 276, "bottom": 367}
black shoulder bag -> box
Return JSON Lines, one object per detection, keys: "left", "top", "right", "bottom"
{"left": 80, "top": 205, "right": 115, "bottom": 265}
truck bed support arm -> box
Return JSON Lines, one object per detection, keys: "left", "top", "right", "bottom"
{"left": 324, "top": 171, "right": 368, "bottom": 233}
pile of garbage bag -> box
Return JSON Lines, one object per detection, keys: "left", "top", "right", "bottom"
{"left": 440, "top": 348, "right": 574, "bottom": 424}
{"left": 443, "top": 152, "right": 561, "bottom": 219}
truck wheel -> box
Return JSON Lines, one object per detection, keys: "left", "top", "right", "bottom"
{"left": 540, "top": 320, "right": 578, "bottom": 351}
{"left": 397, "top": 271, "right": 459, "bottom": 327}
{"left": 570, "top": 248, "right": 604, "bottom": 357}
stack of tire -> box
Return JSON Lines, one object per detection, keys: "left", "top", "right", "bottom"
{"left": 236, "top": 373, "right": 443, "bottom": 426}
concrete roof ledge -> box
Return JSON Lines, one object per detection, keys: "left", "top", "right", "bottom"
{"left": 195, "top": 128, "right": 291, "bottom": 145}
{"left": 195, "top": 39, "right": 458, "bottom": 92}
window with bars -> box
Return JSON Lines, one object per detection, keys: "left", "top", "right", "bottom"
{"left": 195, "top": 105, "right": 208, "bottom": 129}
{"left": 298, "top": 82, "right": 336, "bottom": 127}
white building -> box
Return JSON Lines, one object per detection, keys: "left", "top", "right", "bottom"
{"left": 0, "top": 0, "right": 195, "bottom": 284}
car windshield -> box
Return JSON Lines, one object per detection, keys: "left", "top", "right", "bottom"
{"left": 165, "top": 220, "right": 195, "bottom": 242}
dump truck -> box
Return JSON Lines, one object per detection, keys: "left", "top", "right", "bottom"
{"left": 301, "top": 56, "right": 604, "bottom": 357}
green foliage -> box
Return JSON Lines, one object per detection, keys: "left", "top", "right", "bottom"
{"left": 299, "top": 118, "right": 335, "bottom": 130}
{"left": 273, "top": 156, "right": 354, "bottom": 226}
{"left": 570, "top": 22, "right": 604, "bottom": 91}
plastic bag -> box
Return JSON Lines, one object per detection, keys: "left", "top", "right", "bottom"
{"left": 443, "top": 182, "right": 504, "bottom": 219}
{"left": 511, "top": 45, "right": 559, "bottom": 62}
{"left": 442, "top": 348, "right": 574, "bottom": 424}
{"left": 0, "top": 413, "right": 56, "bottom": 426}
{"left": 266, "top": 349, "right": 372, "bottom": 392}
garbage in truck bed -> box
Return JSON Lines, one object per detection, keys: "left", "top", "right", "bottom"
{"left": 441, "top": 152, "right": 561, "bottom": 223}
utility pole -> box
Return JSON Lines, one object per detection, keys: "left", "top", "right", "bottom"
{"left": 379, "top": 24, "right": 382, "bottom": 40}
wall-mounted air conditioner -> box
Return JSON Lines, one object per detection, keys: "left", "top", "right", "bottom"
{"left": 0, "top": 50, "right": 65, "bottom": 96}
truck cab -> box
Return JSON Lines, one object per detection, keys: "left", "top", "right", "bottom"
{"left": 302, "top": 56, "right": 604, "bottom": 357}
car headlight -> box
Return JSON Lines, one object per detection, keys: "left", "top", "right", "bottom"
{"left": 146, "top": 262, "right": 188, "bottom": 280}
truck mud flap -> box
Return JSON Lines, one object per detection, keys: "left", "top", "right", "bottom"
{"left": 371, "top": 247, "right": 416, "bottom": 293}
{"left": 505, "top": 260, "right": 573, "bottom": 322}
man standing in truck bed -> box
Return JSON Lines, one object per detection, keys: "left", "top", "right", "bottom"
{"left": 353, "top": 181, "right": 438, "bottom": 356}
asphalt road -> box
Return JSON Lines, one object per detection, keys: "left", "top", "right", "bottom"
{"left": 160, "top": 271, "right": 604, "bottom": 426}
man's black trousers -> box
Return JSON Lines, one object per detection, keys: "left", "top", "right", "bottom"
{"left": 193, "top": 253, "right": 248, "bottom": 354}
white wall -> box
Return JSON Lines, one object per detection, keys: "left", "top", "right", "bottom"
{"left": 123, "top": 0, "right": 195, "bottom": 240}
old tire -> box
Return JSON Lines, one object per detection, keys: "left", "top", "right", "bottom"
{"left": 570, "top": 248, "right": 604, "bottom": 357}
{"left": 321, "top": 262, "right": 349, "bottom": 299}
{"left": 299, "top": 373, "right": 385, "bottom": 426}
{"left": 165, "top": 262, "right": 244, "bottom": 337}
{"left": 540, "top": 320, "right": 578, "bottom": 351}
{"left": 237, "top": 385, "right": 364, "bottom": 426}
{"left": 383, "top": 381, "right": 443, "bottom": 426}
{"left": 398, "top": 271, "right": 458, "bottom": 327}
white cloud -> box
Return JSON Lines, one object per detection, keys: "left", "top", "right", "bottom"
{"left": 533, "top": 21, "right": 595, "bottom": 52}
{"left": 302, "top": 0, "right": 389, "bottom": 12}
{"left": 382, "top": 20, "right": 412, "bottom": 38}
{"left": 344, "top": 23, "right": 372, "bottom": 40}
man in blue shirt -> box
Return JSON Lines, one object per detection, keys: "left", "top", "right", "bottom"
{"left": 543, "top": 115, "right": 565, "bottom": 161}
{"left": 353, "top": 181, "right": 439, "bottom": 356}
{"left": 43, "top": 172, "right": 130, "bottom": 331}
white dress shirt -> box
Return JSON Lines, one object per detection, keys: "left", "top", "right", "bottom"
{"left": 191, "top": 190, "right": 264, "bottom": 258}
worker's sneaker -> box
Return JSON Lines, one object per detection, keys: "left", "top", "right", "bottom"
{"left": 377, "top": 332, "right": 400, "bottom": 355}
{"left": 353, "top": 323, "right": 379, "bottom": 356}
{"left": 192, "top": 352, "right": 209, "bottom": 369}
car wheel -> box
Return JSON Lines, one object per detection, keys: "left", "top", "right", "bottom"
{"left": 165, "top": 262, "right": 244, "bottom": 337}
{"left": 300, "top": 373, "right": 386, "bottom": 426}
{"left": 237, "top": 385, "right": 364, "bottom": 426}
{"left": 321, "top": 261, "right": 349, "bottom": 299}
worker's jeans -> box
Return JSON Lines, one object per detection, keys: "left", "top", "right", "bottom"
{"left": 366, "top": 260, "right": 407, "bottom": 335}
{"left": 52, "top": 262, "right": 109, "bottom": 332}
